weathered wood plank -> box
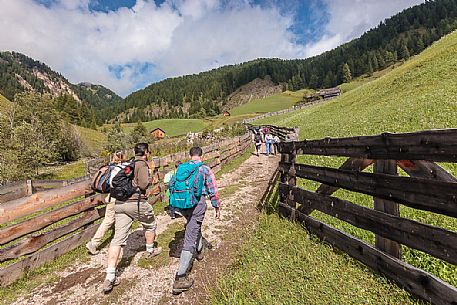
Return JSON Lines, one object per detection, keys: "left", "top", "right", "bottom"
{"left": 0, "top": 181, "right": 91, "bottom": 225}
{"left": 374, "top": 160, "right": 402, "bottom": 259}
{"left": 397, "top": 160, "right": 457, "bottom": 182}
{"left": 279, "top": 162, "right": 457, "bottom": 218}
{"left": 0, "top": 222, "right": 99, "bottom": 287}
{"left": 0, "top": 181, "right": 27, "bottom": 203}
{"left": 279, "top": 203, "right": 457, "bottom": 305}
{"left": 280, "top": 129, "right": 457, "bottom": 162}
{"left": 0, "top": 195, "right": 104, "bottom": 245}
{"left": 316, "top": 158, "right": 373, "bottom": 196}
{"left": 0, "top": 208, "right": 105, "bottom": 261}
{"left": 279, "top": 183, "right": 457, "bottom": 265}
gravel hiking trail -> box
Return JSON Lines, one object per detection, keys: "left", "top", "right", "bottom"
{"left": 11, "top": 153, "right": 279, "bottom": 305}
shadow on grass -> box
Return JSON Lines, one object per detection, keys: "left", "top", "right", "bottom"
{"left": 258, "top": 168, "right": 280, "bottom": 215}
{"left": 168, "top": 229, "right": 185, "bottom": 258}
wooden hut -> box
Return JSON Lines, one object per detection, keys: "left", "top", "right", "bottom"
{"left": 151, "top": 128, "right": 166, "bottom": 139}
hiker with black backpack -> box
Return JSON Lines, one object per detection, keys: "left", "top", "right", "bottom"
{"left": 102, "top": 143, "right": 162, "bottom": 293}
{"left": 86, "top": 151, "right": 125, "bottom": 255}
{"left": 169, "top": 146, "right": 221, "bottom": 294}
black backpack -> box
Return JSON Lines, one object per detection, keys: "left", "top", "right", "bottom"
{"left": 110, "top": 159, "right": 144, "bottom": 201}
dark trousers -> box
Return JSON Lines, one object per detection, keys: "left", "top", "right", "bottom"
{"left": 273, "top": 143, "right": 279, "bottom": 154}
{"left": 178, "top": 197, "right": 207, "bottom": 254}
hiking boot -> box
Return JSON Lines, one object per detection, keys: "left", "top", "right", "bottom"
{"left": 85, "top": 241, "right": 99, "bottom": 255}
{"left": 102, "top": 277, "right": 120, "bottom": 294}
{"left": 141, "top": 247, "right": 163, "bottom": 259}
{"left": 196, "top": 247, "right": 205, "bottom": 261}
{"left": 172, "top": 274, "right": 194, "bottom": 295}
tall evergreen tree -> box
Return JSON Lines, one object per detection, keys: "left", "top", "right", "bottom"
{"left": 341, "top": 63, "right": 352, "bottom": 83}
{"left": 400, "top": 43, "right": 411, "bottom": 59}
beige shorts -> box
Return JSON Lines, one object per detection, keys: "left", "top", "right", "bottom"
{"left": 110, "top": 200, "right": 157, "bottom": 246}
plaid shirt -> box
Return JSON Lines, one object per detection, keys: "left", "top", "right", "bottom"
{"left": 190, "top": 160, "right": 221, "bottom": 208}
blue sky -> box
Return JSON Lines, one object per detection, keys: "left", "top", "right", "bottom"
{"left": 0, "top": 0, "right": 424, "bottom": 96}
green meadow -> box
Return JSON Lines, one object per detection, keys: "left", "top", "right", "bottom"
{"left": 229, "top": 89, "right": 311, "bottom": 116}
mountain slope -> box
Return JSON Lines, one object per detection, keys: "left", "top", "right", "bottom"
{"left": 0, "top": 51, "right": 123, "bottom": 124}
{"left": 121, "top": 0, "right": 457, "bottom": 122}
{"left": 0, "top": 93, "right": 12, "bottom": 111}
{"left": 256, "top": 28, "right": 457, "bottom": 287}
{"left": 258, "top": 30, "right": 457, "bottom": 138}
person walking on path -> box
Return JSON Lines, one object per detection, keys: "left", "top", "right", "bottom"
{"left": 273, "top": 135, "right": 280, "bottom": 155}
{"left": 254, "top": 132, "right": 262, "bottom": 156}
{"left": 170, "top": 147, "right": 221, "bottom": 295}
{"left": 163, "top": 161, "right": 181, "bottom": 219}
{"left": 86, "top": 152, "right": 125, "bottom": 255}
{"left": 265, "top": 132, "right": 274, "bottom": 156}
{"left": 102, "top": 143, "right": 162, "bottom": 293}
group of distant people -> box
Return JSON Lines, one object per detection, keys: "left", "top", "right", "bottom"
{"left": 88, "top": 144, "right": 220, "bottom": 295}
{"left": 253, "top": 126, "right": 280, "bottom": 156}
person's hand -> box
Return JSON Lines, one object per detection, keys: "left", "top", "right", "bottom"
{"left": 215, "top": 207, "right": 220, "bottom": 220}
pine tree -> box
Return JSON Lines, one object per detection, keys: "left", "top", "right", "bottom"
{"left": 400, "top": 43, "right": 410, "bottom": 60}
{"left": 341, "top": 63, "right": 352, "bottom": 83}
{"left": 130, "top": 121, "right": 148, "bottom": 144}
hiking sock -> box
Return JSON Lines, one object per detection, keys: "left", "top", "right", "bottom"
{"left": 106, "top": 267, "right": 116, "bottom": 282}
{"left": 177, "top": 250, "right": 193, "bottom": 276}
{"left": 197, "top": 235, "right": 203, "bottom": 253}
{"left": 146, "top": 243, "right": 155, "bottom": 253}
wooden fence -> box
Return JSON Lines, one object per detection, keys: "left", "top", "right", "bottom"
{"left": 245, "top": 123, "right": 300, "bottom": 142}
{"left": 0, "top": 175, "right": 90, "bottom": 203}
{"left": 0, "top": 132, "right": 262, "bottom": 287}
{"left": 276, "top": 129, "right": 457, "bottom": 305}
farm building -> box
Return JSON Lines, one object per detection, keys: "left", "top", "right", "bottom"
{"left": 151, "top": 128, "right": 166, "bottom": 139}
{"left": 318, "top": 87, "right": 341, "bottom": 100}
{"left": 223, "top": 111, "right": 231, "bottom": 116}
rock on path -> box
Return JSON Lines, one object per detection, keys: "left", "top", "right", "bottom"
{"left": 11, "top": 153, "right": 279, "bottom": 305}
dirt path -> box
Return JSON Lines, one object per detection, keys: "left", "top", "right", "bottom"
{"left": 11, "top": 153, "right": 279, "bottom": 305}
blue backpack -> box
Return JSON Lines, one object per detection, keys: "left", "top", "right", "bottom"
{"left": 169, "top": 161, "right": 205, "bottom": 209}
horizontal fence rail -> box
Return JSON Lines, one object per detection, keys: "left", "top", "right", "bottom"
{"left": 0, "top": 175, "right": 90, "bottom": 203}
{"left": 280, "top": 129, "right": 457, "bottom": 162}
{"left": 0, "top": 131, "right": 263, "bottom": 287}
{"left": 276, "top": 128, "right": 457, "bottom": 305}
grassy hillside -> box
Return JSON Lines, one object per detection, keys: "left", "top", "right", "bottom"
{"left": 214, "top": 30, "right": 457, "bottom": 303}
{"left": 114, "top": 118, "right": 206, "bottom": 137}
{"left": 229, "top": 89, "right": 311, "bottom": 116}
{"left": 338, "top": 62, "right": 403, "bottom": 94}
{"left": 75, "top": 125, "right": 107, "bottom": 155}
{"left": 258, "top": 30, "right": 457, "bottom": 137}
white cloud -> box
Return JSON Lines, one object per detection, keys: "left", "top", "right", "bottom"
{"left": 154, "top": 4, "right": 304, "bottom": 78}
{"left": 0, "top": 0, "right": 181, "bottom": 96}
{"left": 0, "top": 0, "right": 426, "bottom": 96}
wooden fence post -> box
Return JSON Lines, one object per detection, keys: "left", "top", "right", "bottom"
{"left": 374, "top": 159, "right": 402, "bottom": 259}
{"left": 286, "top": 143, "right": 297, "bottom": 220}
{"left": 26, "top": 180, "right": 33, "bottom": 196}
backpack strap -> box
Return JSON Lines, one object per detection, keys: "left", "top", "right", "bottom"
{"left": 132, "top": 158, "right": 149, "bottom": 215}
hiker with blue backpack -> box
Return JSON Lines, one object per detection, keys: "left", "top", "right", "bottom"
{"left": 169, "top": 146, "right": 221, "bottom": 294}
{"left": 100, "top": 143, "right": 162, "bottom": 293}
